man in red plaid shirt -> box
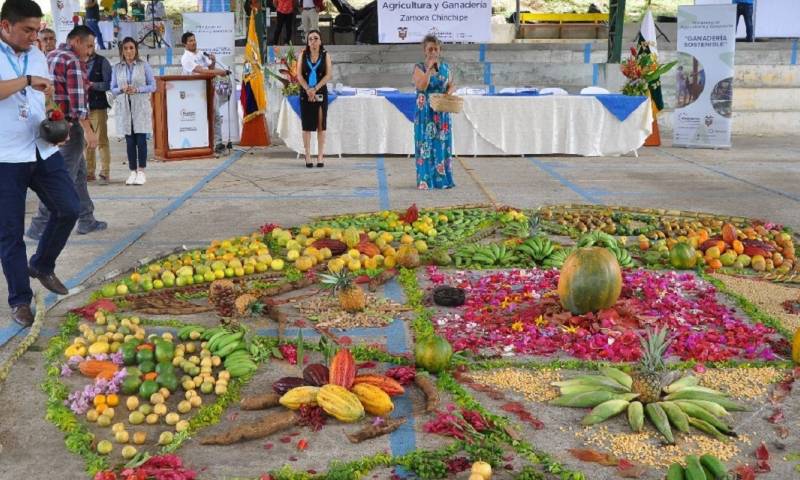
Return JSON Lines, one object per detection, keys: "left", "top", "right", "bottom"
{"left": 27, "top": 25, "right": 107, "bottom": 240}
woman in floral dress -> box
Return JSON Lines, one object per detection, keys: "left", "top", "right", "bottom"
{"left": 412, "top": 35, "right": 455, "bottom": 190}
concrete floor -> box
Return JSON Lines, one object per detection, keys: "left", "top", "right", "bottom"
{"left": 0, "top": 135, "right": 799, "bottom": 477}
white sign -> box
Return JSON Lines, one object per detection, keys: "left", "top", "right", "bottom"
{"left": 378, "top": 0, "right": 491, "bottom": 44}
{"left": 166, "top": 80, "right": 210, "bottom": 149}
{"left": 182, "top": 13, "right": 236, "bottom": 60}
{"left": 673, "top": 5, "right": 736, "bottom": 149}
{"left": 50, "top": 0, "right": 76, "bottom": 44}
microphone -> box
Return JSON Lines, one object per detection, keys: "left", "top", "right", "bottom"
{"left": 202, "top": 51, "right": 210, "bottom": 57}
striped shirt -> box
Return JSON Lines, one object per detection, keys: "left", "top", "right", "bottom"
{"left": 47, "top": 44, "right": 89, "bottom": 121}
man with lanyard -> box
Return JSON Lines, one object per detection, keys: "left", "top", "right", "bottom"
{"left": 0, "top": 0, "right": 80, "bottom": 327}
{"left": 180, "top": 31, "right": 229, "bottom": 154}
{"left": 27, "top": 25, "right": 107, "bottom": 240}
{"left": 85, "top": 41, "right": 112, "bottom": 184}
{"left": 38, "top": 27, "right": 56, "bottom": 55}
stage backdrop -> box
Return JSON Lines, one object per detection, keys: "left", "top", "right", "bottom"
{"left": 378, "top": 0, "right": 491, "bottom": 43}
{"left": 673, "top": 4, "right": 736, "bottom": 149}
{"left": 182, "top": 12, "right": 236, "bottom": 59}
{"left": 49, "top": 0, "right": 76, "bottom": 44}
{"left": 693, "top": 0, "right": 800, "bottom": 38}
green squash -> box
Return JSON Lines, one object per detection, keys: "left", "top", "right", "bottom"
{"left": 414, "top": 335, "right": 453, "bottom": 373}
{"left": 120, "top": 342, "right": 138, "bottom": 366}
{"left": 157, "top": 372, "right": 178, "bottom": 392}
{"left": 670, "top": 242, "right": 697, "bottom": 269}
{"left": 121, "top": 375, "right": 142, "bottom": 395}
{"left": 154, "top": 340, "right": 174, "bottom": 364}
{"left": 557, "top": 247, "right": 622, "bottom": 315}
{"left": 138, "top": 380, "right": 160, "bottom": 399}
{"left": 136, "top": 348, "right": 154, "bottom": 364}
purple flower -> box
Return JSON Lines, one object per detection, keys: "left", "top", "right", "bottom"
{"left": 60, "top": 363, "right": 73, "bottom": 377}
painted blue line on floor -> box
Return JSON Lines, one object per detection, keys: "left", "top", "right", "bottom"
{"left": 792, "top": 39, "right": 798, "bottom": 65}
{"left": 0, "top": 324, "right": 23, "bottom": 345}
{"left": 592, "top": 63, "right": 599, "bottom": 86}
{"left": 376, "top": 156, "right": 390, "bottom": 210}
{"left": 528, "top": 157, "right": 604, "bottom": 204}
{"left": 382, "top": 278, "right": 416, "bottom": 465}
{"left": 583, "top": 43, "right": 592, "bottom": 63}
{"left": 24, "top": 238, "right": 115, "bottom": 246}
{"left": 657, "top": 148, "right": 800, "bottom": 204}
{"left": 479, "top": 43, "right": 487, "bottom": 62}
{"left": 483, "top": 62, "right": 492, "bottom": 85}
{"left": 1, "top": 152, "right": 245, "bottom": 349}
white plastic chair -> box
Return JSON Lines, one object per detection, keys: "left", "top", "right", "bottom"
{"left": 540, "top": 87, "right": 568, "bottom": 96}
{"left": 580, "top": 86, "right": 610, "bottom": 94}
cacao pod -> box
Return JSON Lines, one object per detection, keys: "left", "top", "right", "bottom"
{"left": 312, "top": 238, "right": 347, "bottom": 256}
{"left": 357, "top": 241, "right": 381, "bottom": 258}
{"left": 272, "top": 376, "right": 306, "bottom": 395}
{"left": 329, "top": 349, "right": 356, "bottom": 389}
{"left": 303, "top": 363, "right": 330, "bottom": 387}
{"left": 353, "top": 374, "right": 405, "bottom": 396}
{"left": 352, "top": 383, "right": 394, "bottom": 417}
{"left": 279, "top": 386, "right": 320, "bottom": 410}
{"left": 317, "top": 384, "right": 364, "bottom": 422}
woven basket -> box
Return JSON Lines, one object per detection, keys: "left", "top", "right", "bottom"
{"left": 430, "top": 94, "right": 464, "bottom": 113}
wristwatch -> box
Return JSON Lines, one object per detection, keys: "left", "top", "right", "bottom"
{"left": 26, "top": 75, "right": 31, "bottom": 86}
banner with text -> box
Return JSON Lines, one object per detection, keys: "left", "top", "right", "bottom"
{"left": 673, "top": 5, "right": 736, "bottom": 148}
{"left": 182, "top": 12, "right": 236, "bottom": 60}
{"left": 167, "top": 80, "right": 211, "bottom": 150}
{"left": 50, "top": 0, "right": 76, "bottom": 44}
{"left": 378, "top": 0, "right": 491, "bottom": 44}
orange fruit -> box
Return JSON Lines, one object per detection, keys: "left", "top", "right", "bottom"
{"left": 94, "top": 394, "right": 107, "bottom": 407}
{"left": 732, "top": 240, "right": 744, "bottom": 254}
{"left": 707, "top": 258, "right": 722, "bottom": 270}
{"left": 106, "top": 394, "right": 119, "bottom": 407}
{"left": 96, "top": 403, "right": 108, "bottom": 414}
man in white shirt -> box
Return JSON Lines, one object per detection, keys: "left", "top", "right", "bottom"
{"left": 0, "top": 0, "right": 80, "bottom": 327}
{"left": 180, "top": 31, "right": 229, "bottom": 153}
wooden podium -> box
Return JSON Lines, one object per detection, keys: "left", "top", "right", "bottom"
{"left": 153, "top": 75, "right": 216, "bottom": 160}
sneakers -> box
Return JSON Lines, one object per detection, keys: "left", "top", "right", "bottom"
{"left": 77, "top": 220, "right": 108, "bottom": 235}
{"left": 134, "top": 171, "right": 146, "bottom": 185}
{"left": 214, "top": 143, "right": 226, "bottom": 154}
{"left": 125, "top": 171, "right": 137, "bottom": 185}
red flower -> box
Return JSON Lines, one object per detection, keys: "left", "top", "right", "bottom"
{"left": 48, "top": 109, "right": 64, "bottom": 121}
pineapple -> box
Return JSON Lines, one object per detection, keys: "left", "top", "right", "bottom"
{"left": 234, "top": 294, "right": 264, "bottom": 316}
{"left": 319, "top": 270, "right": 366, "bottom": 312}
{"left": 630, "top": 328, "right": 671, "bottom": 404}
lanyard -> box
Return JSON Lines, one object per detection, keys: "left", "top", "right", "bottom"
{"left": 306, "top": 54, "right": 322, "bottom": 88}
{"left": 0, "top": 42, "right": 29, "bottom": 95}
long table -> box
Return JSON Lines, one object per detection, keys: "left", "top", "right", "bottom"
{"left": 277, "top": 93, "right": 652, "bottom": 157}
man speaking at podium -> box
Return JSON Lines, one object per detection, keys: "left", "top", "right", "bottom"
{"left": 180, "top": 31, "right": 229, "bottom": 154}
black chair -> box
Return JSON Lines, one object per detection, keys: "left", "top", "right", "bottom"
{"left": 332, "top": 13, "right": 355, "bottom": 44}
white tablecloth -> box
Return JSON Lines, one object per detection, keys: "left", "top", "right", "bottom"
{"left": 277, "top": 95, "right": 652, "bottom": 157}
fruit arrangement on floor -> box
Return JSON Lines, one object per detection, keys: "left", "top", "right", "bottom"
{"left": 42, "top": 204, "right": 800, "bottom": 479}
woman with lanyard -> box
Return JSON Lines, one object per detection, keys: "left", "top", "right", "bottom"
{"left": 110, "top": 37, "right": 155, "bottom": 185}
{"left": 296, "top": 29, "right": 332, "bottom": 168}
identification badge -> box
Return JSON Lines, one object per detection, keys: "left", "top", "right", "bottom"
{"left": 18, "top": 102, "right": 30, "bottom": 120}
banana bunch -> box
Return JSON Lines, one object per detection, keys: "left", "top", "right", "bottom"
{"left": 517, "top": 236, "right": 555, "bottom": 263}
{"left": 206, "top": 329, "right": 257, "bottom": 378}
{"left": 667, "top": 454, "right": 729, "bottom": 480}
{"left": 576, "top": 231, "right": 635, "bottom": 268}
{"left": 542, "top": 247, "right": 574, "bottom": 269}
{"left": 550, "top": 369, "right": 745, "bottom": 444}
{"left": 177, "top": 325, "right": 205, "bottom": 341}
{"left": 453, "top": 243, "right": 517, "bottom": 268}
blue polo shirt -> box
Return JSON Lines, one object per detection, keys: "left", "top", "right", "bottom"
{"left": 733, "top": 0, "right": 753, "bottom": 5}
{"left": 0, "top": 38, "right": 58, "bottom": 163}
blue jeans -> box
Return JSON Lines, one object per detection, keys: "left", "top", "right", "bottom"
{"left": 86, "top": 19, "right": 106, "bottom": 49}
{"left": 736, "top": 4, "right": 754, "bottom": 42}
{"left": 125, "top": 133, "right": 147, "bottom": 170}
{"left": 0, "top": 151, "right": 79, "bottom": 307}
